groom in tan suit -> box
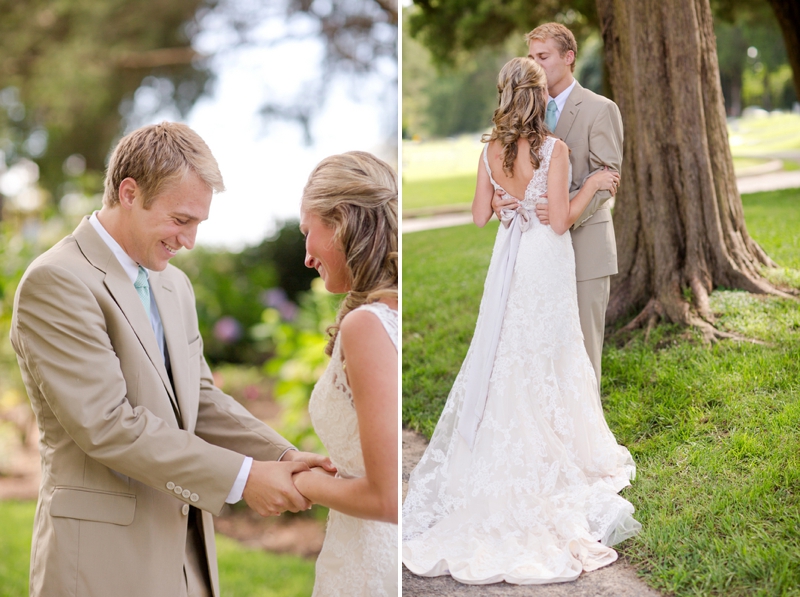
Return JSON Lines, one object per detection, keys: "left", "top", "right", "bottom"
{"left": 494, "top": 23, "right": 623, "bottom": 388}
{"left": 10, "top": 122, "right": 332, "bottom": 597}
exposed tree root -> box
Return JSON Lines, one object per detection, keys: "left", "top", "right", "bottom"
{"left": 611, "top": 295, "right": 769, "bottom": 347}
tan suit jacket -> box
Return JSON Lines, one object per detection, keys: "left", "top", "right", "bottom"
{"left": 553, "top": 81, "right": 623, "bottom": 282}
{"left": 10, "top": 217, "right": 293, "bottom": 597}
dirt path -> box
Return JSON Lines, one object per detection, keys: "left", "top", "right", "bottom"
{"left": 401, "top": 429, "right": 663, "bottom": 597}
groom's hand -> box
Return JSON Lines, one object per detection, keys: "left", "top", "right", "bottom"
{"left": 242, "top": 460, "right": 311, "bottom": 517}
{"left": 492, "top": 189, "right": 519, "bottom": 219}
{"left": 281, "top": 449, "right": 337, "bottom": 473}
{"left": 535, "top": 201, "right": 550, "bottom": 225}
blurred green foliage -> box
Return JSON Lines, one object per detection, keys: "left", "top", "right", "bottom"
{"left": 255, "top": 279, "right": 340, "bottom": 453}
{"left": 0, "top": 0, "right": 212, "bottom": 206}
{"left": 403, "top": 0, "right": 797, "bottom": 139}
{"left": 174, "top": 219, "right": 319, "bottom": 365}
{"left": 715, "top": 3, "right": 797, "bottom": 114}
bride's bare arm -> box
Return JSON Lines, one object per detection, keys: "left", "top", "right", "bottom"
{"left": 473, "top": 150, "right": 496, "bottom": 227}
{"left": 292, "top": 309, "right": 398, "bottom": 524}
{"left": 547, "top": 140, "right": 619, "bottom": 235}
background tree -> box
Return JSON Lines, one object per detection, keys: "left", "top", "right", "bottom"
{"left": 595, "top": 0, "right": 791, "bottom": 339}
{"left": 0, "top": 0, "right": 213, "bottom": 213}
{"left": 206, "top": 0, "right": 398, "bottom": 147}
{"left": 757, "top": 0, "right": 800, "bottom": 104}
{"left": 713, "top": 1, "right": 796, "bottom": 115}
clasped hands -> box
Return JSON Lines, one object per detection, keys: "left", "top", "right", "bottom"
{"left": 242, "top": 450, "right": 336, "bottom": 517}
{"left": 491, "top": 166, "right": 620, "bottom": 224}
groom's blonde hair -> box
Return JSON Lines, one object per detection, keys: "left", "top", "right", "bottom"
{"left": 301, "top": 151, "right": 398, "bottom": 356}
{"left": 526, "top": 23, "right": 578, "bottom": 73}
{"left": 103, "top": 122, "right": 224, "bottom": 209}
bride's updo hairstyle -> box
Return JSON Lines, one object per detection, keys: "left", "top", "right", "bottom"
{"left": 301, "top": 151, "right": 398, "bottom": 356}
{"left": 482, "top": 57, "right": 549, "bottom": 178}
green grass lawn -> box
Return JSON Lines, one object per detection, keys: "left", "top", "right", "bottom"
{"left": 402, "top": 174, "right": 475, "bottom": 213}
{"left": 730, "top": 113, "right": 800, "bottom": 155}
{"left": 0, "top": 502, "right": 32, "bottom": 597}
{"left": 402, "top": 187, "right": 800, "bottom": 596}
{"left": 0, "top": 501, "right": 315, "bottom": 597}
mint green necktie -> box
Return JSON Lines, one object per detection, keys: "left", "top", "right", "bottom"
{"left": 545, "top": 99, "right": 558, "bottom": 132}
{"left": 134, "top": 266, "right": 151, "bottom": 319}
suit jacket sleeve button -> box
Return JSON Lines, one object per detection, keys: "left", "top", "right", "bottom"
{"left": 174, "top": 486, "right": 183, "bottom": 494}
{"left": 190, "top": 493, "right": 199, "bottom": 503}
{"left": 182, "top": 489, "right": 191, "bottom": 499}
{"left": 182, "top": 504, "right": 190, "bottom": 515}
{"left": 166, "top": 482, "right": 175, "bottom": 490}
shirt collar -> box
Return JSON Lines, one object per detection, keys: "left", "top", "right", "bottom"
{"left": 549, "top": 78, "right": 577, "bottom": 115}
{"left": 89, "top": 211, "right": 147, "bottom": 285}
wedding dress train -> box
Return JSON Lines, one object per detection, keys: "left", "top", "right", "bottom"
{"left": 402, "top": 137, "right": 640, "bottom": 585}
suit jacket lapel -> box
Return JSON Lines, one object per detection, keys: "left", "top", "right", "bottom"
{"left": 151, "top": 273, "right": 194, "bottom": 432}
{"left": 72, "top": 218, "right": 181, "bottom": 426}
{"left": 554, "top": 81, "right": 583, "bottom": 142}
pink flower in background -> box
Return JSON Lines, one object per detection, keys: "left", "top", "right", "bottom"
{"left": 261, "top": 287, "right": 299, "bottom": 321}
{"left": 213, "top": 316, "right": 242, "bottom": 344}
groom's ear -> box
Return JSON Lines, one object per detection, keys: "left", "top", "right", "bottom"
{"left": 564, "top": 50, "right": 575, "bottom": 67}
{"left": 118, "top": 178, "right": 140, "bottom": 210}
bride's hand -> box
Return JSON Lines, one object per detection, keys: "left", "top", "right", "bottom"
{"left": 281, "top": 449, "right": 337, "bottom": 474}
{"left": 292, "top": 467, "right": 335, "bottom": 502}
{"left": 308, "top": 466, "right": 336, "bottom": 477}
{"left": 589, "top": 166, "right": 620, "bottom": 195}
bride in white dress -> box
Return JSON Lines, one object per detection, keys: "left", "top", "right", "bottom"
{"left": 403, "top": 57, "right": 640, "bottom": 585}
{"left": 293, "top": 151, "right": 398, "bottom": 596}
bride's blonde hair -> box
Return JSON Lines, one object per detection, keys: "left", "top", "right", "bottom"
{"left": 482, "top": 57, "right": 550, "bottom": 177}
{"left": 301, "top": 151, "right": 398, "bottom": 356}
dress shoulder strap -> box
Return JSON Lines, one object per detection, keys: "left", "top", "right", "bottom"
{"left": 482, "top": 143, "right": 501, "bottom": 190}
{"left": 543, "top": 136, "right": 558, "bottom": 160}
{"left": 481, "top": 143, "right": 491, "bottom": 176}
{"left": 353, "top": 302, "right": 398, "bottom": 352}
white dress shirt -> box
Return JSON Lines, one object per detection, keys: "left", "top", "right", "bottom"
{"left": 548, "top": 78, "right": 577, "bottom": 129}
{"left": 89, "top": 212, "right": 252, "bottom": 504}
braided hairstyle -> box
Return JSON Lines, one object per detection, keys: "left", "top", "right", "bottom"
{"left": 301, "top": 151, "right": 398, "bottom": 356}
{"left": 482, "top": 57, "right": 550, "bottom": 177}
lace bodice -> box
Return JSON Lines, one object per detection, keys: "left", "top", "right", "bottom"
{"left": 483, "top": 136, "right": 559, "bottom": 210}
{"left": 307, "top": 301, "right": 398, "bottom": 597}
{"left": 309, "top": 302, "right": 397, "bottom": 477}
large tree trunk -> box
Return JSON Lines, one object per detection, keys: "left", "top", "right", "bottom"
{"left": 766, "top": 0, "right": 800, "bottom": 104}
{"left": 595, "top": 0, "right": 788, "bottom": 339}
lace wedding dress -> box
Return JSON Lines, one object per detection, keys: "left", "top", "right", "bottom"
{"left": 402, "top": 137, "right": 640, "bottom": 585}
{"left": 308, "top": 302, "right": 398, "bottom": 596}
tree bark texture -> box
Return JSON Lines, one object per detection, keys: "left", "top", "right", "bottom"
{"left": 594, "top": 0, "right": 787, "bottom": 338}
{"left": 766, "top": 0, "right": 800, "bottom": 104}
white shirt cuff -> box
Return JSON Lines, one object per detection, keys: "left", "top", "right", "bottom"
{"left": 225, "top": 456, "right": 253, "bottom": 504}
{"left": 279, "top": 447, "right": 298, "bottom": 461}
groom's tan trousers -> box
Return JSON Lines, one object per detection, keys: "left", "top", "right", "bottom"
{"left": 576, "top": 276, "right": 611, "bottom": 390}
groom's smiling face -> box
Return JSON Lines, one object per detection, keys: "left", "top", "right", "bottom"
{"left": 528, "top": 37, "right": 574, "bottom": 96}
